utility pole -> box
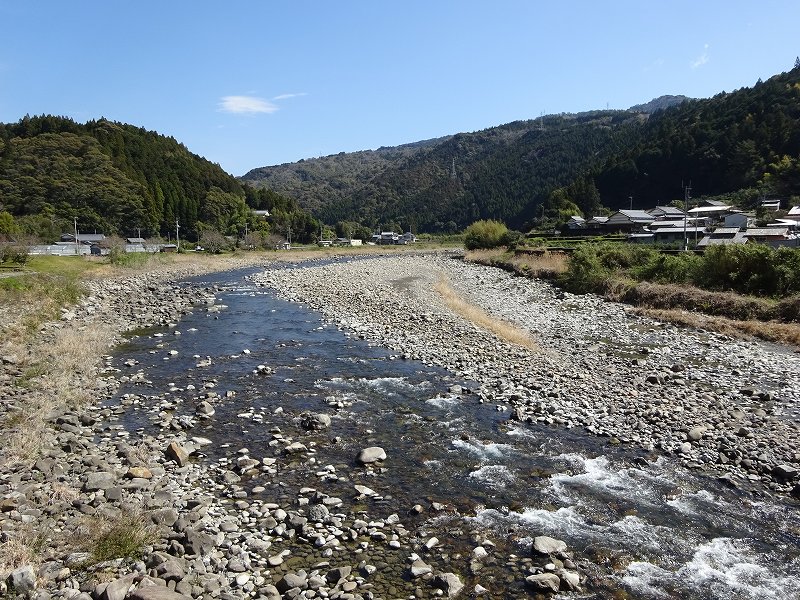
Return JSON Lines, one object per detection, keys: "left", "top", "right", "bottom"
{"left": 683, "top": 182, "right": 692, "bottom": 251}
{"left": 74, "top": 217, "right": 79, "bottom": 255}
{"left": 629, "top": 195, "right": 633, "bottom": 210}
{"left": 175, "top": 219, "right": 180, "bottom": 252}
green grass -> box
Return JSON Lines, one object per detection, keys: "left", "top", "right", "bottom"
{"left": 86, "top": 512, "right": 156, "bottom": 565}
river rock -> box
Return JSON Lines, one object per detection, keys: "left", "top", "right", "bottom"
{"left": 260, "top": 585, "right": 280, "bottom": 600}
{"left": 525, "top": 573, "right": 561, "bottom": 593}
{"left": 533, "top": 535, "right": 567, "bottom": 556}
{"left": 558, "top": 569, "right": 581, "bottom": 591}
{"left": 326, "top": 566, "right": 352, "bottom": 584}
{"left": 357, "top": 446, "right": 386, "bottom": 464}
{"left": 165, "top": 442, "right": 189, "bottom": 467}
{"left": 433, "top": 572, "right": 464, "bottom": 597}
{"left": 308, "top": 503, "right": 329, "bottom": 523}
{"left": 102, "top": 575, "right": 137, "bottom": 600}
{"left": 126, "top": 588, "right": 193, "bottom": 600}
{"left": 276, "top": 572, "right": 308, "bottom": 593}
{"left": 409, "top": 559, "right": 433, "bottom": 578}
{"left": 772, "top": 464, "right": 799, "bottom": 481}
{"left": 84, "top": 471, "right": 115, "bottom": 491}
{"left": 7, "top": 565, "right": 37, "bottom": 595}
{"left": 182, "top": 528, "right": 215, "bottom": 556}
{"left": 687, "top": 426, "right": 706, "bottom": 442}
{"left": 301, "top": 412, "right": 331, "bottom": 430}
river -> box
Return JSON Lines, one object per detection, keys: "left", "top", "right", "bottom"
{"left": 109, "top": 261, "right": 800, "bottom": 599}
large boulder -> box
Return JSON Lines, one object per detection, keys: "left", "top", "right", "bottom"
{"left": 532, "top": 535, "right": 567, "bottom": 555}
{"left": 165, "top": 442, "right": 189, "bottom": 467}
{"left": 357, "top": 447, "right": 386, "bottom": 464}
{"left": 7, "top": 565, "right": 37, "bottom": 595}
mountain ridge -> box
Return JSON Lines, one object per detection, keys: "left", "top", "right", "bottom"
{"left": 241, "top": 72, "right": 800, "bottom": 232}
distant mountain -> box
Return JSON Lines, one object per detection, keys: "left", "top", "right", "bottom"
{"left": 241, "top": 137, "right": 447, "bottom": 216}
{"left": 628, "top": 95, "right": 692, "bottom": 113}
{"left": 242, "top": 67, "right": 800, "bottom": 233}
{"left": 242, "top": 111, "right": 644, "bottom": 231}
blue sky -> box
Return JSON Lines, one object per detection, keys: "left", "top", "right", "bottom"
{"left": 1, "top": 1, "right": 798, "bottom": 176}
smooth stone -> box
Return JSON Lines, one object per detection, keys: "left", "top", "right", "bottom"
{"left": 357, "top": 447, "right": 386, "bottom": 464}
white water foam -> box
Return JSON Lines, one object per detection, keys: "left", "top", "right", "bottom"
{"left": 550, "top": 453, "right": 674, "bottom": 507}
{"left": 472, "top": 505, "right": 590, "bottom": 541}
{"left": 468, "top": 464, "right": 517, "bottom": 489}
{"left": 665, "top": 489, "right": 718, "bottom": 515}
{"left": 426, "top": 395, "right": 460, "bottom": 410}
{"left": 623, "top": 537, "right": 800, "bottom": 599}
{"left": 451, "top": 438, "right": 514, "bottom": 460}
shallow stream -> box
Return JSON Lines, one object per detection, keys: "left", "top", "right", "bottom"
{"left": 110, "top": 263, "right": 800, "bottom": 599}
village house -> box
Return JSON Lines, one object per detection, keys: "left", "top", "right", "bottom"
{"left": 723, "top": 212, "right": 753, "bottom": 229}
{"left": 742, "top": 227, "right": 795, "bottom": 247}
{"left": 565, "top": 215, "right": 586, "bottom": 230}
{"left": 697, "top": 227, "right": 747, "bottom": 247}
{"left": 648, "top": 205, "right": 686, "bottom": 220}
{"left": 604, "top": 210, "right": 657, "bottom": 232}
{"left": 60, "top": 233, "right": 106, "bottom": 244}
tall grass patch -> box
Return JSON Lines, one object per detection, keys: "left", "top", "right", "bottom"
{"left": 434, "top": 276, "right": 541, "bottom": 351}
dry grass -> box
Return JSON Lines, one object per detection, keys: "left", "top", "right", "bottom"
{"left": 633, "top": 307, "right": 800, "bottom": 347}
{"left": 2, "top": 323, "right": 114, "bottom": 467}
{"left": 434, "top": 275, "right": 542, "bottom": 351}
{"left": 0, "top": 525, "right": 48, "bottom": 576}
{"left": 465, "top": 248, "right": 569, "bottom": 279}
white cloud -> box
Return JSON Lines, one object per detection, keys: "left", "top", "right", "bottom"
{"left": 691, "top": 44, "right": 710, "bottom": 69}
{"left": 218, "top": 95, "right": 278, "bottom": 114}
{"left": 272, "top": 92, "right": 308, "bottom": 101}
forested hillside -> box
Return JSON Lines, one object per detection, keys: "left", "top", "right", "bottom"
{"left": 243, "top": 66, "right": 800, "bottom": 232}
{"left": 0, "top": 116, "right": 319, "bottom": 242}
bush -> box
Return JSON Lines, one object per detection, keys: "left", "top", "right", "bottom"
{"left": 463, "top": 220, "right": 509, "bottom": 250}
{"left": 694, "top": 245, "right": 785, "bottom": 296}
{"left": 559, "top": 244, "right": 613, "bottom": 293}
{"left": 631, "top": 252, "right": 701, "bottom": 284}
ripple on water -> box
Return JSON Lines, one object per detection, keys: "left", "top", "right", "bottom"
{"left": 451, "top": 438, "right": 515, "bottom": 460}
{"left": 623, "top": 537, "right": 800, "bottom": 600}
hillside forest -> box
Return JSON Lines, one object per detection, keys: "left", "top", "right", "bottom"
{"left": 243, "top": 63, "right": 800, "bottom": 233}
{"left": 0, "top": 117, "right": 320, "bottom": 244}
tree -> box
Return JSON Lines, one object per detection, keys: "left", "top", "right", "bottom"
{"left": 199, "top": 228, "right": 228, "bottom": 253}
{"left": 795, "top": 56, "right": 800, "bottom": 70}
{"left": 0, "top": 211, "right": 19, "bottom": 237}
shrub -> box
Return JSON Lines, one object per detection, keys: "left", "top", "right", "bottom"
{"left": 559, "top": 244, "right": 611, "bottom": 293}
{"left": 463, "top": 220, "right": 509, "bottom": 250}
{"left": 79, "top": 512, "right": 155, "bottom": 565}
{"left": 631, "top": 252, "right": 701, "bottom": 284}
{"left": 694, "top": 244, "right": 783, "bottom": 296}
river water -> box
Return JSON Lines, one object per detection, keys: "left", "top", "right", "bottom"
{"left": 110, "top": 263, "right": 800, "bottom": 599}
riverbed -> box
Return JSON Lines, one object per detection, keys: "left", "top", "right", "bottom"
{"left": 104, "top": 254, "right": 800, "bottom": 599}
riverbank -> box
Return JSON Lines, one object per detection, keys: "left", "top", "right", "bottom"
{"left": 464, "top": 248, "right": 800, "bottom": 347}
{"left": 4, "top": 248, "right": 522, "bottom": 600}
